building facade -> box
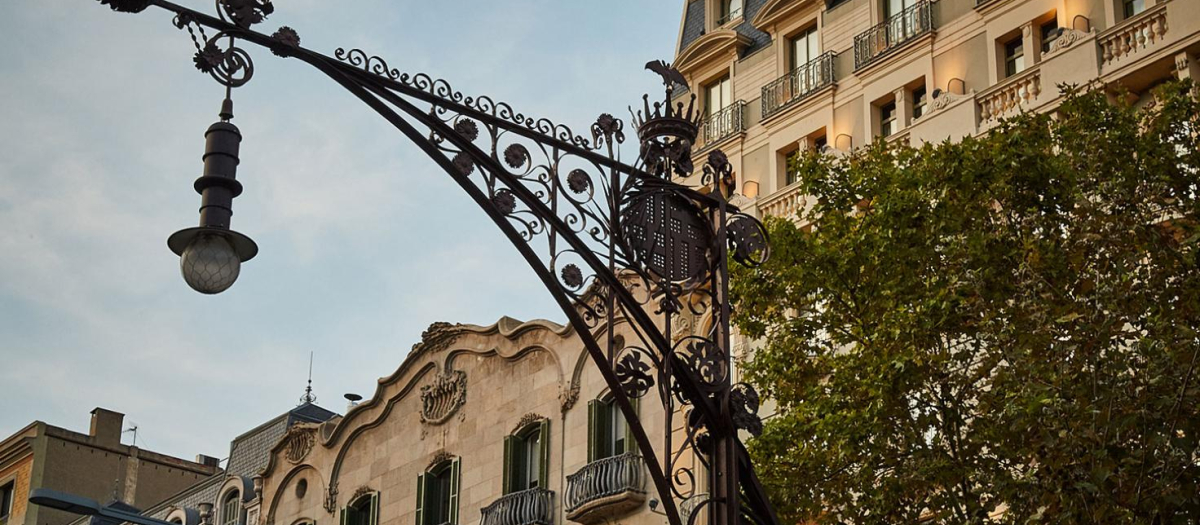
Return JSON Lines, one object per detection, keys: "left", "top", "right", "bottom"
{"left": 671, "top": 0, "right": 1200, "bottom": 221}
{"left": 0, "top": 408, "right": 220, "bottom": 525}
{"left": 64, "top": 403, "right": 339, "bottom": 525}
{"left": 248, "top": 316, "right": 696, "bottom": 525}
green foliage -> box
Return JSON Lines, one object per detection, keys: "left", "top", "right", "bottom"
{"left": 732, "top": 81, "right": 1200, "bottom": 524}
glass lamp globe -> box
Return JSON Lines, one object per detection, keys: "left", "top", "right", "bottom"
{"left": 179, "top": 234, "right": 241, "bottom": 294}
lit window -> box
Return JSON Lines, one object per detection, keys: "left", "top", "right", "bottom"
{"left": 1041, "top": 18, "right": 1060, "bottom": 53}
{"left": 221, "top": 491, "right": 241, "bottom": 525}
{"left": 417, "top": 460, "right": 461, "bottom": 525}
{"left": 880, "top": 101, "right": 897, "bottom": 137}
{"left": 1123, "top": 0, "right": 1145, "bottom": 19}
{"left": 912, "top": 86, "right": 928, "bottom": 120}
{"left": 503, "top": 421, "right": 549, "bottom": 493}
{"left": 1004, "top": 37, "right": 1025, "bottom": 77}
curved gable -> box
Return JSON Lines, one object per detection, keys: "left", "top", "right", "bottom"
{"left": 751, "top": 0, "right": 822, "bottom": 32}
{"left": 675, "top": 29, "right": 752, "bottom": 78}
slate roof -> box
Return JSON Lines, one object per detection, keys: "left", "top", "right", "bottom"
{"left": 678, "top": 0, "right": 771, "bottom": 59}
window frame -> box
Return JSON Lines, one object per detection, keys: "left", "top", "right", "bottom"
{"left": 1040, "top": 18, "right": 1060, "bottom": 53}
{"left": 912, "top": 86, "right": 928, "bottom": 120}
{"left": 220, "top": 490, "right": 242, "bottom": 525}
{"left": 502, "top": 420, "right": 549, "bottom": 494}
{"left": 1003, "top": 36, "right": 1026, "bottom": 78}
{"left": 1123, "top": 0, "right": 1146, "bottom": 19}
{"left": 703, "top": 74, "right": 733, "bottom": 118}
{"left": 0, "top": 480, "right": 14, "bottom": 523}
{"left": 587, "top": 394, "right": 639, "bottom": 463}
{"left": 341, "top": 492, "right": 379, "bottom": 525}
{"left": 788, "top": 26, "right": 821, "bottom": 72}
{"left": 416, "top": 459, "right": 461, "bottom": 525}
{"left": 879, "top": 101, "right": 898, "bottom": 137}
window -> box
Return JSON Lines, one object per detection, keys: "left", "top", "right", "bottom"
{"left": 880, "top": 101, "right": 897, "bottom": 137}
{"left": 1004, "top": 36, "right": 1026, "bottom": 77}
{"left": 718, "top": 0, "right": 743, "bottom": 24}
{"left": 885, "top": 0, "right": 918, "bottom": 18}
{"left": 588, "top": 396, "right": 637, "bottom": 462}
{"left": 784, "top": 149, "right": 802, "bottom": 186}
{"left": 342, "top": 493, "right": 379, "bottom": 525}
{"left": 1123, "top": 0, "right": 1145, "bottom": 19}
{"left": 789, "top": 26, "right": 820, "bottom": 71}
{"left": 1040, "top": 18, "right": 1060, "bottom": 53}
{"left": 503, "top": 420, "right": 549, "bottom": 493}
{"left": 912, "top": 86, "right": 927, "bottom": 120}
{"left": 704, "top": 75, "right": 732, "bottom": 118}
{"left": 416, "top": 459, "right": 461, "bottom": 525}
{"left": 0, "top": 481, "right": 13, "bottom": 525}
{"left": 220, "top": 491, "right": 241, "bottom": 525}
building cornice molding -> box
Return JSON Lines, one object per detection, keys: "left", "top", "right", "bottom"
{"left": 674, "top": 29, "right": 752, "bottom": 79}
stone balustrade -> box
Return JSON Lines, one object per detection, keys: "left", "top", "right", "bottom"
{"left": 758, "top": 182, "right": 807, "bottom": 219}
{"left": 1099, "top": 3, "right": 1169, "bottom": 66}
{"left": 978, "top": 67, "right": 1041, "bottom": 123}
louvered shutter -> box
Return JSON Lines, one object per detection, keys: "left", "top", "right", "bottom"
{"left": 340, "top": 508, "right": 346, "bottom": 525}
{"left": 587, "top": 399, "right": 599, "bottom": 462}
{"left": 537, "top": 419, "right": 550, "bottom": 489}
{"left": 448, "top": 458, "right": 461, "bottom": 525}
{"left": 414, "top": 473, "right": 426, "bottom": 525}
{"left": 623, "top": 395, "right": 639, "bottom": 455}
{"left": 369, "top": 493, "right": 380, "bottom": 525}
{"left": 502, "top": 434, "right": 516, "bottom": 494}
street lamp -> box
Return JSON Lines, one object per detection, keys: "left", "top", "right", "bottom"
{"left": 79, "top": 3, "right": 778, "bottom": 525}
{"left": 28, "top": 489, "right": 177, "bottom": 525}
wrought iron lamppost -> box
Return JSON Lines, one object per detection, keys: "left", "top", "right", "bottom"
{"left": 83, "top": 4, "right": 778, "bottom": 525}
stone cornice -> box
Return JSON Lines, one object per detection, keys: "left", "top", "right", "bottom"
{"left": 751, "top": 0, "right": 822, "bottom": 32}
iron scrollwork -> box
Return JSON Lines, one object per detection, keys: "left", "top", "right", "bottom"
{"left": 85, "top": 4, "right": 778, "bottom": 525}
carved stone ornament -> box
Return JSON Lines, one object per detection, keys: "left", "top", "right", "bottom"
{"left": 413, "top": 322, "right": 466, "bottom": 357}
{"left": 1048, "top": 29, "right": 1089, "bottom": 54}
{"left": 322, "top": 482, "right": 338, "bottom": 514}
{"left": 427, "top": 450, "right": 455, "bottom": 471}
{"left": 1177, "top": 54, "right": 1192, "bottom": 73}
{"left": 420, "top": 370, "right": 468, "bottom": 425}
{"left": 930, "top": 91, "right": 966, "bottom": 112}
{"left": 283, "top": 425, "right": 317, "bottom": 464}
{"left": 349, "top": 486, "right": 374, "bottom": 503}
{"left": 513, "top": 413, "right": 546, "bottom": 433}
{"left": 559, "top": 384, "right": 580, "bottom": 412}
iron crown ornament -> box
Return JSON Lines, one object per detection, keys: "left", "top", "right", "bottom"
{"left": 83, "top": 4, "right": 777, "bottom": 525}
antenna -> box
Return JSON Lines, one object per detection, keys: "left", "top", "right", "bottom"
{"left": 300, "top": 351, "right": 317, "bottom": 405}
{"left": 123, "top": 424, "right": 139, "bottom": 447}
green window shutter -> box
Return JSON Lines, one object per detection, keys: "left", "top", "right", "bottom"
{"left": 448, "top": 458, "right": 461, "bottom": 525}
{"left": 502, "top": 434, "right": 516, "bottom": 495}
{"left": 587, "top": 399, "right": 599, "bottom": 463}
{"left": 537, "top": 419, "right": 550, "bottom": 489}
{"left": 340, "top": 509, "right": 347, "bottom": 525}
{"left": 624, "top": 396, "right": 639, "bottom": 455}
{"left": 370, "top": 493, "right": 380, "bottom": 525}
{"left": 415, "top": 473, "right": 426, "bottom": 525}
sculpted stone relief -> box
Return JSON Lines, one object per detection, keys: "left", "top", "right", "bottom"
{"left": 420, "top": 370, "right": 468, "bottom": 425}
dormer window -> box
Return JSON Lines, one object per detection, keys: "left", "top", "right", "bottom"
{"left": 717, "top": 0, "right": 743, "bottom": 26}
{"left": 221, "top": 491, "right": 241, "bottom": 525}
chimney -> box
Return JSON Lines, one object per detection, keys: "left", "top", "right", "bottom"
{"left": 196, "top": 455, "right": 222, "bottom": 469}
{"left": 89, "top": 408, "right": 125, "bottom": 448}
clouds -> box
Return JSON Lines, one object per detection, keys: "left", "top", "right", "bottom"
{"left": 0, "top": 0, "right": 680, "bottom": 459}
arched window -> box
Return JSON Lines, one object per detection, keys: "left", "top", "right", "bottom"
{"left": 502, "top": 420, "right": 549, "bottom": 493}
{"left": 341, "top": 493, "right": 378, "bottom": 525}
{"left": 416, "top": 459, "right": 461, "bottom": 525}
{"left": 588, "top": 394, "right": 637, "bottom": 462}
{"left": 221, "top": 491, "right": 241, "bottom": 525}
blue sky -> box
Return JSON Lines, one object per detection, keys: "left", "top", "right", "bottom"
{"left": 0, "top": 0, "right": 681, "bottom": 463}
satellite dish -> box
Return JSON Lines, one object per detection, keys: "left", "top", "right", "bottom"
{"left": 344, "top": 393, "right": 363, "bottom": 408}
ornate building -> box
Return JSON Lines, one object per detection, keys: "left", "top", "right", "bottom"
{"left": 670, "top": 0, "right": 1200, "bottom": 219}
{"left": 246, "top": 316, "right": 698, "bottom": 525}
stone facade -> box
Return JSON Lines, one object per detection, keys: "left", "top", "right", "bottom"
{"left": 0, "top": 409, "right": 220, "bottom": 525}
{"left": 253, "top": 317, "right": 684, "bottom": 525}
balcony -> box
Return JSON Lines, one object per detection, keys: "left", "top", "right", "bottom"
{"left": 564, "top": 453, "right": 646, "bottom": 525}
{"left": 977, "top": 66, "right": 1041, "bottom": 124}
{"left": 853, "top": 1, "right": 935, "bottom": 71}
{"left": 761, "top": 53, "right": 837, "bottom": 120}
{"left": 1098, "top": 2, "right": 1169, "bottom": 69}
{"left": 481, "top": 488, "right": 555, "bottom": 525}
{"left": 715, "top": 7, "right": 743, "bottom": 27}
{"left": 758, "top": 181, "right": 807, "bottom": 219}
{"left": 697, "top": 101, "right": 746, "bottom": 152}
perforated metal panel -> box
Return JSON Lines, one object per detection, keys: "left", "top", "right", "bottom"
{"left": 621, "top": 191, "right": 712, "bottom": 283}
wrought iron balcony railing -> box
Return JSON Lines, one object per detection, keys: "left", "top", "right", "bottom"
{"left": 853, "top": 1, "right": 935, "bottom": 70}
{"left": 481, "top": 488, "right": 555, "bottom": 525}
{"left": 565, "top": 453, "right": 647, "bottom": 520}
{"left": 761, "top": 52, "right": 837, "bottom": 119}
{"left": 715, "top": 7, "right": 743, "bottom": 27}
{"left": 698, "top": 101, "right": 746, "bottom": 151}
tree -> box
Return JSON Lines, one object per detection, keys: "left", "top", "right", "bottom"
{"left": 731, "top": 81, "right": 1200, "bottom": 524}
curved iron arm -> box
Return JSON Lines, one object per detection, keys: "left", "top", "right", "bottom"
{"left": 90, "top": 4, "right": 777, "bottom": 525}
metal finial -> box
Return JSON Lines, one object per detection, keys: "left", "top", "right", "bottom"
{"left": 299, "top": 352, "right": 317, "bottom": 405}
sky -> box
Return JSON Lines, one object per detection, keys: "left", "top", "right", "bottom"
{"left": 0, "top": 0, "right": 682, "bottom": 464}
